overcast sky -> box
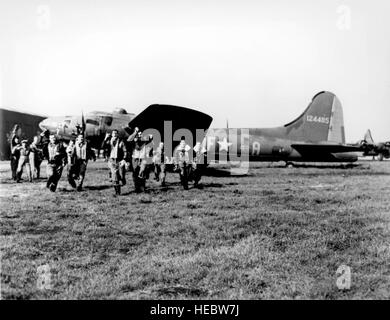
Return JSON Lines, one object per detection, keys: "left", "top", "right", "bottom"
{"left": 1, "top": 0, "right": 389, "bottom": 141}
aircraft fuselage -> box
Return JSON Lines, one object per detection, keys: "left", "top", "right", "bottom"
{"left": 39, "top": 110, "right": 135, "bottom": 149}
{"left": 38, "top": 92, "right": 361, "bottom": 163}
{"left": 204, "top": 127, "right": 359, "bottom": 163}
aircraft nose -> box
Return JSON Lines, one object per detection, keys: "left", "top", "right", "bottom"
{"left": 39, "top": 118, "right": 49, "bottom": 131}
{"left": 39, "top": 118, "right": 59, "bottom": 133}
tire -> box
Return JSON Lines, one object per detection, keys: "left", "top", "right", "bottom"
{"left": 285, "top": 161, "right": 294, "bottom": 168}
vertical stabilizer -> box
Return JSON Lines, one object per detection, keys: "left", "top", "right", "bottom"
{"left": 364, "top": 129, "right": 374, "bottom": 144}
{"left": 327, "top": 94, "right": 345, "bottom": 143}
{"left": 285, "top": 91, "right": 345, "bottom": 143}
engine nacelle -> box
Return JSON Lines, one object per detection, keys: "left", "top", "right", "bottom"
{"left": 113, "top": 108, "right": 127, "bottom": 114}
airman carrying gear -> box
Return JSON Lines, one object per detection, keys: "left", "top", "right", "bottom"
{"left": 46, "top": 135, "right": 66, "bottom": 192}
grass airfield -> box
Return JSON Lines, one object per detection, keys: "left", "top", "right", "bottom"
{"left": 1, "top": 159, "right": 389, "bottom": 299}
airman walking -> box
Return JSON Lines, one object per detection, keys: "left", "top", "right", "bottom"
{"left": 174, "top": 137, "right": 192, "bottom": 190}
{"left": 153, "top": 142, "right": 167, "bottom": 186}
{"left": 128, "top": 128, "right": 153, "bottom": 192}
{"left": 16, "top": 140, "right": 33, "bottom": 183}
{"left": 10, "top": 124, "right": 21, "bottom": 180}
{"left": 10, "top": 136, "right": 21, "bottom": 181}
{"left": 39, "top": 129, "right": 50, "bottom": 160}
{"left": 106, "top": 129, "right": 127, "bottom": 195}
{"left": 46, "top": 135, "right": 66, "bottom": 192}
{"left": 191, "top": 141, "right": 205, "bottom": 188}
{"left": 67, "top": 134, "right": 93, "bottom": 191}
{"left": 29, "top": 136, "right": 44, "bottom": 179}
{"left": 66, "top": 140, "right": 76, "bottom": 186}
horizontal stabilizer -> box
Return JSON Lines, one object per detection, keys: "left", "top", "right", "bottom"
{"left": 292, "top": 143, "right": 361, "bottom": 155}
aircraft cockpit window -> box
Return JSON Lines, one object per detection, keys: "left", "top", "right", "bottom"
{"left": 86, "top": 119, "right": 99, "bottom": 126}
{"left": 103, "top": 116, "right": 113, "bottom": 126}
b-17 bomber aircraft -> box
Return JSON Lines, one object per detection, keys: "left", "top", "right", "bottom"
{"left": 39, "top": 91, "right": 362, "bottom": 165}
{"left": 203, "top": 91, "right": 362, "bottom": 165}
{"left": 39, "top": 105, "right": 213, "bottom": 153}
{"left": 354, "top": 129, "right": 390, "bottom": 161}
{"left": 39, "top": 107, "right": 135, "bottom": 147}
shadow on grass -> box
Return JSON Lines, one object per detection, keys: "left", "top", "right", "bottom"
{"left": 203, "top": 167, "right": 249, "bottom": 177}
{"left": 121, "top": 183, "right": 177, "bottom": 195}
{"left": 162, "top": 181, "right": 225, "bottom": 190}
{"left": 0, "top": 179, "right": 17, "bottom": 184}
{"left": 57, "top": 184, "right": 112, "bottom": 192}
{"left": 272, "top": 163, "right": 363, "bottom": 169}
{"left": 84, "top": 185, "right": 112, "bottom": 191}
{"left": 196, "top": 182, "right": 224, "bottom": 189}
{"left": 299, "top": 163, "right": 362, "bottom": 169}
{"left": 119, "top": 180, "right": 225, "bottom": 194}
{"left": 0, "top": 179, "right": 42, "bottom": 185}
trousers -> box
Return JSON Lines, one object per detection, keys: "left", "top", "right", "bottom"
{"left": 17, "top": 156, "right": 32, "bottom": 182}
{"left": 68, "top": 160, "right": 87, "bottom": 189}
{"left": 46, "top": 163, "right": 63, "bottom": 191}
{"left": 108, "top": 159, "right": 126, "bottom": 186}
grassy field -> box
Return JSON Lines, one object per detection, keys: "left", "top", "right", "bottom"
{"left": 1, "top": 159, "right": 389, "bottom": 299}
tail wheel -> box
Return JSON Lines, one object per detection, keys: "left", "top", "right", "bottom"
{"left": 285, "top": 161, "right": 294, "bottom": 168}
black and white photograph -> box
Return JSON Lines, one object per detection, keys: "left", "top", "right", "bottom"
{"left": 1, "top": 0, "right": 389, "bottom": 305}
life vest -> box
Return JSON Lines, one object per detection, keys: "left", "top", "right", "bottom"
{"left": 75, "top": 142, "right": 87, "bottom": 160}
{"left": 48, "top": 143, "right": 61, "bottom": 161}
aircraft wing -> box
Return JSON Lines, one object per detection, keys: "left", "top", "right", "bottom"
{"left": 291, "top": 143, "right": 362, "bottom": 155}
{"left": 128, "top": 104, "right": 213, "bottom": 148}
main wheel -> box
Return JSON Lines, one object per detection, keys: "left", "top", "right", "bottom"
{"left": 285, "top": 161, "right": 294, "bottom": 168}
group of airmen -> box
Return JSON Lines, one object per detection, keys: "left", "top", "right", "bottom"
{"left": 9, "top": 124, "right": 206, "bottom": 195}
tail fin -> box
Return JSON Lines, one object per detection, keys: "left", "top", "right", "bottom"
{"left": 284, "top": 91, "right": 345, "bottom": 143}
{"left": 364, "top": 129, "right": 374, "bottom": 144}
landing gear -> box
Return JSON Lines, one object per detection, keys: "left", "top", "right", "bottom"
{"left": 285, "top": 161, "right": 294, "bottom": 168}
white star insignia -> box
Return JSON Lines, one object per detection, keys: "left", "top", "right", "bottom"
{"left": 217, "top": 137, "right": 232, "bottom": 152}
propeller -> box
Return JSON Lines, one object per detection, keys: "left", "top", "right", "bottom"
{"left": 226, "top": 118, "right": 230, "bottom": 161}
{"left": 81, "top": 110, "right": 86, "bottom": 138}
